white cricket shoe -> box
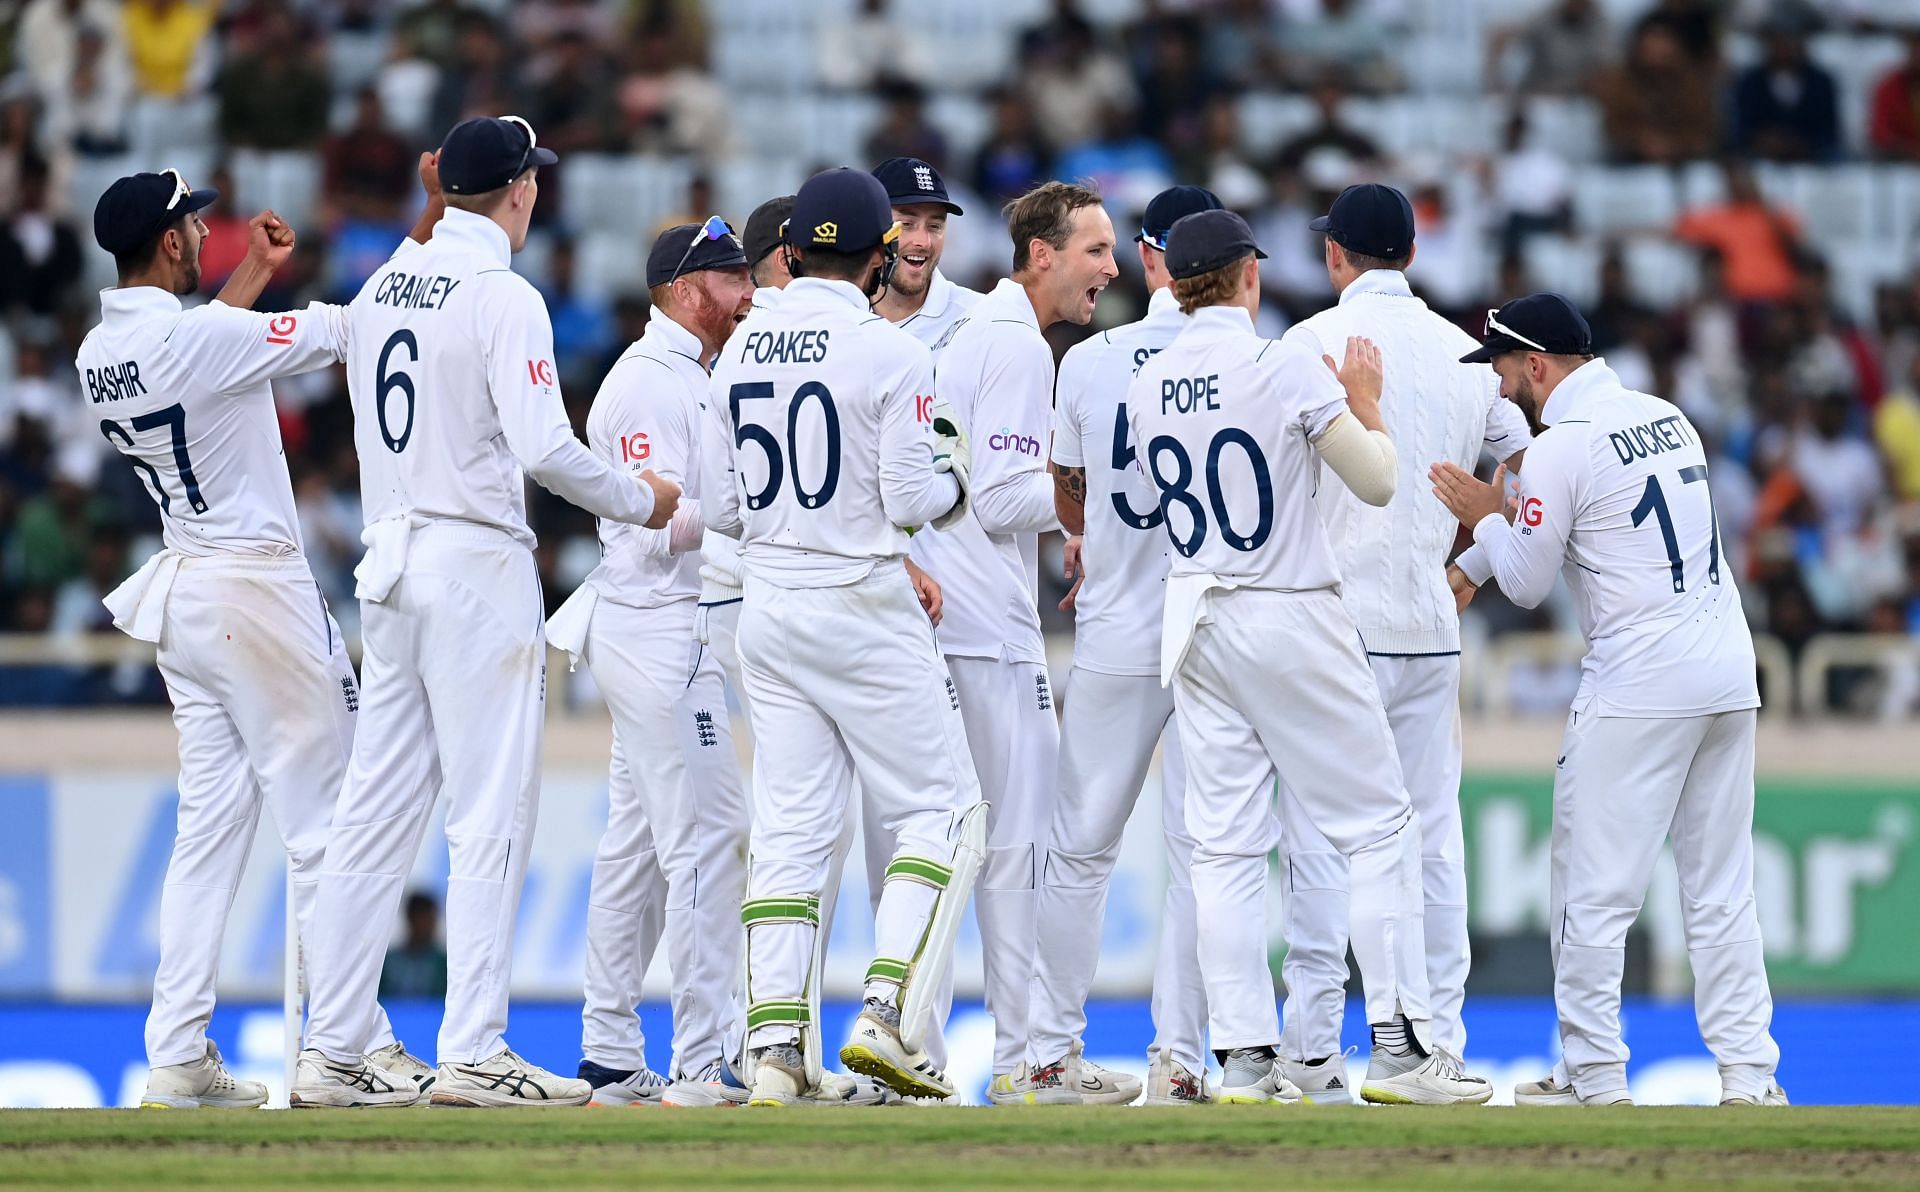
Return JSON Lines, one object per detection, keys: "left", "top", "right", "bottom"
{"left": 1514, "top": 1075, "right": 1632, "bottom": 1106}
{"left": 430, "top": 1048, "right": 590, "bottom": 1107}
{"left": 1027, "top": 1050, "right": 1141, "bottom": 1105}
{"left": 1722, "top": 1082, "right": 1789, "bottom": 1106}
{"left": 367, "top": 1041, "right": 435, "bottom": 1103}
{"left": 807, "top": 1069, "right": 900, "bottom": 1106}
{"left": 1362, "top": 1047, "right": 1494, "bottom": 1106}
{"left": 660, "top": 1059, "right": 750, "bottom": 1107}
{"left": 289, "top": 1048, "right": 422, "bottom": 1109}
{"left": 1143, "top": 1052, "right": 1208, "bottom": 1106}
{"left": 579, "top": 1060, "right": 670, "bottom": 1107}
{"left": 140, "top": 1041, "right": 267, "bottom": 1109}
{"left": 1215, "top": 1048, "right": 1304, "bottom": 1105}
{"left": 1280, "top": 1053, "right": 1356, "bottom": 1105}
{"left": 746, "top": 1044, "right": 809, "bottom": 1108}
{"left": 985, "top": 1062, "right": 1030, "bottom": 1106}
{"left": 840, "top": 1000, "right": 954, "bottom": 1101}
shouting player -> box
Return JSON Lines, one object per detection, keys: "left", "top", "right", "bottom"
{"left": 1028, "top": 185, "right": 1223, "bottom": 1107}
{"left": 1129, "top": 210, "right": 1489, "bottom": 1106}
{"left": 910, "top": 179, "right": 1118, "bottom": 1102}
{"left": 293, "top": 116, "right": 679, "bottom": 1109}
{"left": 871, "top": 156, "right": 980, "bottom": 347}
{"left": 1435, "top": 294, "right": 1784, "bottom": 1108}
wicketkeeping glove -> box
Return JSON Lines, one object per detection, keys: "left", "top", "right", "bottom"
{"left": 930, "top": 400, "right": 971, "bottom": 532}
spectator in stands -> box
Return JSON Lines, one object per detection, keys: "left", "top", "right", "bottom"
{"left": 380, "top": 891, "right": 449, "bottom": 999}
{"left": 50, "top": 524, "right": 128, "bottom": 636}
{"left": 1488, "top": 0, "right": 1610, "bottom": 97}
{"left": 525, "top": 30, "right": 621, "bottom": 154}
{"left": 430, "top": 12, "right": 522, "bottom": 140}
{"left": 217, "top": 5, "right": 330, "bottom": 149}
{"left": 971, "top": 86, "right": 1050, "bottom": 209}
{"left": 1490, "top": 109, "right": 1572, "bottom": 256}
{"left": 542, "top": 238, "right": 616, "bottom": 389}
{"left": 1594, "top": 17, "right": 1720, "bottom": 164}
{"left": 1272, "top": 80, "right": 1382, "bottom": 176}
{"left": 398, "top": 0, "right": 480, "bottom": 69}
{"left": 820, "top": 0, "right": 932, "bottom": 92}
{"left": 1673, "top": 161, "right": 1802, "bottom": 308}
{"left": 122, "top": 0, "right": 216, "bottom": 100}
{"left": 0, "top": 155, "right": 83, "bottom": 318}
{"left": 514, "top": 0, "right": 620, "bottom": 54}
{"left": 187, "top": 165, "right": 254, "bottom": 296}
{"left": 1129, "top": 14, "right": 1215, "bottom": 146}
{"left": 1731, "top": 25, "right": 1840, "bottom": 163}
{"left": 323, "top": 86, "right": 417, "bottom": 212}
{"left": 1017, "top": 8, "right": 1136, "bottom": 152}
{"left": 1054, "top": 106, "right": 1173, "bottom": 210}
{"left": 1876, "top": 351, "right": 1920, "bottom": 506}
{"left": 1188, "top": 94, "right": 1265, "bottom": 210}
{"left": 1793, "top": 391, "right": 1885, "bottom": 541}
{"left": 1868, "top": 31, "right": 1920, "bottom": 162}
{"left": 0, "top": 88, "right": 69, "bottom": 218}
{"left": 1199, "top": 0, "right": 1285, "bottom": 91}
{"left": 5, "top": 447, "right": 103, "bottom": 595}
{"left": 1685, "top": 248, "right": 1749, "bottom": 416}
{"left": 864, "top": 80, "right": 948, "bottom": 174}
{"left": 376, "top": 31, "right": 443, "bottom": 143}
{"left": 613, "top": 30, "right": 735, "bottom": 166}
{"left": 1585, "top": 248, "right": 1657, "bottom": 354}
{"left": 1277, "top": 0, "right": 1401, "bottom": 95}
{"left": 17, "top": 0, "right": 125, "bottom": 106}
{"left": 45, "top": 22, "right": 132, "bottom": 158}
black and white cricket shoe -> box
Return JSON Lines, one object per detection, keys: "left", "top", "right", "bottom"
{"left": 430, "top": 1048, "right": 591, "bottom": 1108}
{"left": 289, "top": 1048, "right": 422, "bottom": 1109}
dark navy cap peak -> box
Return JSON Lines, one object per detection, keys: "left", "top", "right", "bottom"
{"left": 1461, "top": 293, "right": 1594, "bottom": 363}
{"left": 1309, "top": 183, "right": 1416, "bottom": 260}
{"left": 789, "top": 168, "right": 898, "bottom": 253}
{"left": 743, "top": 195, "right": 795, "bottom": 266}
{"left": 1136, "top": 184, "right": 1221, "bottom": 250}
{"left": 872, "top": 157, "right": 963, "bottom": 215}
{"left": 1164, "top": 209, "right": 1266, "bottom": 281}
{"left": 438, "top": 116, "right": 558, "bottom": 196}
{"left": 646, "top": 218, "right": 749, "bottom": 288}
{"left": 94, "top": 170, "right": 218, "bottom": 255}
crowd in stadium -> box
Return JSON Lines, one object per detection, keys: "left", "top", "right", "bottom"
{"left": 1, "top": 0, "right": 1917, "bottom": 709}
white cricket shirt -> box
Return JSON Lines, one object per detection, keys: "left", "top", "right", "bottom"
{"left": 909, "top": 277, "right": 1060, "bottom": 663}
{"left": 582, "top": 306, "right": 709, "bottom": 610}
{"left": 1284, "top": 270, "right": 1533, "bottom": 655}
{"left": 702, "top": 276, "right": 958, "bottom": 586}
{"left": 1128, "top": 304, "right": 1350, "bottom": 592}
{"left": 346, "top": 208, "right": 654, "bottom": 549}
{"left": 77, "top": 286, "right": 350, "bottom": 556}
{"left": 891, "top": 268, "right": 980, "bottom": 351}
{"left": 1455, "top": 359, "right": 1759, "bottom": 717}
{"left": 1050, "top": 286, "right": 1187, "bottom": 676}
{"left": 702, "top": 289, "right": 788, "bottom": 601}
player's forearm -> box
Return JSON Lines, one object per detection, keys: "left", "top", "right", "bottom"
{"left": 974, "top": 468, "right": 1059, "bottom": 534}
{"left": 880, "top": 463, "right": 962, "bottom": 529}
{"left": 1471, "top": 514, "right": 1555, "bottom": 608}
{"left": 1050, "top": 462, "right": 1086, "bottom": 535}
{"left": 525, "top": 436, "right": 657, "bottom": 526}
{"left": 1311, "top": 412, "right": 1397, "bottom": 507}
{"left": 213, "top": 255, "right": 277, "bottom": 310}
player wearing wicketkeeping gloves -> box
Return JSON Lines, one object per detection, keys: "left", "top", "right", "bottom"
{"left": 1027, "top": 185, "right": 1222, "bottom": 1108}
{"left": 1129, "top": 209, "right": 1491, "bottom": 1106}
{"left": 542, "top": 219, "right": 756, "bottom": 1108}
{"left": 83, "top": 165, "right": 441, "bottom": 1109}
{"left": 703, "top": 168, "right": 982, "bottom": 1107}
{"left": 910, "top": 181, "right": 1117, "bottom": 1103}
{"left": 1435, "top": 294, "right": 1785, "bottom": 1108}
{"left": 1270, "top": 185, "right": 1526, "bottom": 1101}
{"left": 293, "top": 116, "right": 681, "bottom": 1110}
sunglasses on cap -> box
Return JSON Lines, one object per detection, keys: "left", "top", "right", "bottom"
{"left": 161, "top": 167, "right": 193, "bottom": 211}
{"left": 1485, "top": 308, "right": 1549, "bottom": 353}
{"left": 668, "top": 215, "right": 737, "bottom": 285}
{"left": 500, "top": 115, "right": 541, "bottom": 183}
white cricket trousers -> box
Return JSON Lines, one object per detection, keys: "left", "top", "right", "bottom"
{"left": 579, "top": 733, "right": 668, "bottom": 1072}
{"left": 146, "top": 556, "right": 395, "bottom": 1068}
{"left": 945, "top": 653, "right": 1060, "bottom": 1075}
{"left": 1174, "top": 588, "right": 1428, "bottom": 1050}
{"left": 738, "top": 567, "right": 982, "bottom": 1052}
{"left": 306, "top": 524, "right": 547, "bottom": 1067}
{"left": 579, "top": 597, "right": 748, "bottom": 1077}
{"left": 1279, "top": 653, "right": 1470, "bottom": 1061}
{"left": 1552, "top": 706, "right": 1779, "bottom": 1101}
{"left": 1029, "top": 667, "right": 1204, "bottom": 1074}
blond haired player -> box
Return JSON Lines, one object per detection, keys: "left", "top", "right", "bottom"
{"left": 909, "top": 180, "right": 1119, "bottom": 1102}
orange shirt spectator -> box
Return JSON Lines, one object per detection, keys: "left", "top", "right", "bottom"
{"left": 123, "top": 0, "right": 216, "bottom": 98}
{"left": 1673, "top": 167, "right": 1801, "bottom": 305}
{"left": 1868, "top": 33, "right": 1920, "bottom": 162}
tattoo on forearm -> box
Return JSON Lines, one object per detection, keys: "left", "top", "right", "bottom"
{"left": 1051, "top": 464, "right": 1087, "bottom": 510}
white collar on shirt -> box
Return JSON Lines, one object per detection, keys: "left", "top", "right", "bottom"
{"left": 751, "top": 285, "right": 782, "bottom": 311}
{"left": 1336, "top": 268, "right": 1413, "bottom": 305}
{"left": 1145, "top": 286, "right": 1180, "bottom": 317}
{"left": 430, "top": 207, "right": 512, "bottom": 267}
{"left": 985, "top": 275, "right": 1042, "bottom": 331}
{"left": 912, "top": 268, "right": 959, "bottom": 320}
{"left": 98, "top": 285, "right": 184, "bottom": 324}
{"left": 783, "top": 275, "right": 873, "bottom": 313}
{"left": 1541, "top": 356, "right": 1618, "bottom": 428}
{"left": 638, "top": 303, "right": 708, "bottom": 368}
{"left": 1183, "top": 303, "right": 1255, "bottom": 336}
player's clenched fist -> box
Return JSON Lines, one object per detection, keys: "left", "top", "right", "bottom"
{"left": 638, "top": 469, "right": 681, "bottom": 528}
{"left": 245, "top": 210, "right": 296, "bottom": 272}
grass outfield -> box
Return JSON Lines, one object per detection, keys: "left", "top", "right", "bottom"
{"left": 1, "top": 1107, "right": 1918, "bottom": 1190}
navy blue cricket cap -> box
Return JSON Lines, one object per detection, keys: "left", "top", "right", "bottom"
{"left": 871, "top": 156, "right": 963, "bottom": 215}
{"left": 1136, "top": 184, "right": 1221, "bottom": 250}
{"left": 93, "top": 170, "right": 218, "bottom": 255}
{"left": 1460, "top": 293, "right": 1593, "bottom": 363}
{"left": 742, "top": 195, "right": 795, "bottom": 266}
{"left": 788, "top": 167, "right": 899, "bottom": 253}
{"left": 438, "top": 115, "right": 558, "bottom": 196}
{"left": 645, "top": 218, "right": 749, "bottom": 287}
{"left": 1309, "top": 183, "right": 1416, "bottom": 260}
{"left": 1164, "top": 209, "right": 1267, "bottom": 281}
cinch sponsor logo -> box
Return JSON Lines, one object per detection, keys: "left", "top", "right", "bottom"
{"left": 988, "top": 427, "right": 1040, "bottom": 456}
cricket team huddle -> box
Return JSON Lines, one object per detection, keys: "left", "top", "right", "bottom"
{"left": 86, "top": 110, "right": 1787, "bottom": 1113}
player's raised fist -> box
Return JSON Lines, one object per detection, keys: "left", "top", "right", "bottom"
{"left": 638, "top": 469, "right": 682, "bottom": 529}
{"left": 246, "top": 210, "right": 296, "bottom": 271}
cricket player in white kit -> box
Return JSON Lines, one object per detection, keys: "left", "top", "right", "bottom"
{"left": 293, "top": 117, "right": 680, "bottom": 1109}
{"left": 1027, "top": 186, "right": 1224, "bottom": 1108}
{"left": 1129, "top": 209, "right": 1490, "bottom": 1105}
{"left": 871, "top": 157, "right": 981, "bottom": 351}
{"left": 704, "top": 168, "right": 982, "bottom": 1106}
{"left": 82, "top": 168, "right": 439, "bottom": 1108}
{"left": 910, "top": 181, "right": 1118, "bottom": 1100}
{"left": 1273, "top": 185, "right": 1530, "bottom": 1099}
{"left": 1434, "top": 294, "right": 1785, "bottom": 1108}
{"left": 546, "top": 219, "right": 756, "bottom": 1107}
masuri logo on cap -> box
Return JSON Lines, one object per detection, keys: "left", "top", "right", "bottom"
{"left": 813, "top": 222, "right": 838, "bottom": 245}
